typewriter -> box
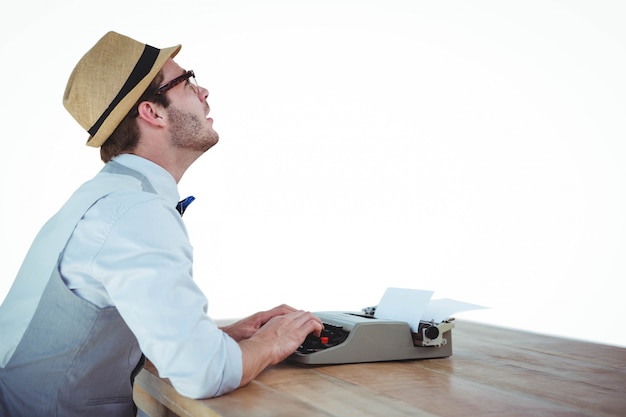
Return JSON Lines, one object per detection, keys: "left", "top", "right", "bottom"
{"left": 288, "top": 307, "right": 454, "bottom": 365}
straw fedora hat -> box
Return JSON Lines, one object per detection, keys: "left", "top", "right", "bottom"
{"left": 63, "top": 31, "right": 181, "bottom": 147}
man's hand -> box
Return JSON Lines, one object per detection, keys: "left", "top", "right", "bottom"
{"left": 236, "top": 309, "right": 323, "bottom": 387}
{"left": 220, "top": 304, "right": 299, "bottom": 342}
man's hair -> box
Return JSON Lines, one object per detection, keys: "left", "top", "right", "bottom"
{"left": 100, "top": 72, "right": 169, "bottom": 162}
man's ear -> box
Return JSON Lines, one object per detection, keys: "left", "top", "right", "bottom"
{"left": 137, "top": 101, "right": 166, "bottom": 127}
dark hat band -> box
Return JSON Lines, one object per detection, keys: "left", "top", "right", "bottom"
{"left": 88, "top": 44, "right": 160, "bottom": 137}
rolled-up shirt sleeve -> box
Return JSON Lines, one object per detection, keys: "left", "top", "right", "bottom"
{"left": 86, "top": 193, "right": 242, "bottom": 398}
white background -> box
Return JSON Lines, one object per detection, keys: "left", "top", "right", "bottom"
{"left": 1, "top": 0, "right": 625, "bottom": 347}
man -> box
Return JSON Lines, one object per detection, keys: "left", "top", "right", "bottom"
{"left": 0, "top": 31, "right": 322, "bottom": 416}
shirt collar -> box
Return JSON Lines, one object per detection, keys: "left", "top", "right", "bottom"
{"left": 109, "top": 154, "right": 180, "bottom": 207}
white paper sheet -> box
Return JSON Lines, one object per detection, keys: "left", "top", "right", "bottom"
{"left": 374, "top": 287, "right": 434, "bottom": 332}
{"left": 421, "top": 298, "right": 487, "bottom": 323}
{"left": 373, "top": 287, "right": 487, "bottom": 332}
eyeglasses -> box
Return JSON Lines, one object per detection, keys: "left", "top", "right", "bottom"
{"left": 154, "top": 70, "right": 199, "bottom": 95}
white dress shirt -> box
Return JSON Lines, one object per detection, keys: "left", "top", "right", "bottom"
{"left": 59, "top": 154, "right": 242, "bottom": 398}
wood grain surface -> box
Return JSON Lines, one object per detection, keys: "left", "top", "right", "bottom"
{"left": 134, "top": 320, "right": 626, "bottom": 417}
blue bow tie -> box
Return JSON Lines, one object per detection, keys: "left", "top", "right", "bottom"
{"left": 176, "top": 196, "right": 196, "bottom": 217}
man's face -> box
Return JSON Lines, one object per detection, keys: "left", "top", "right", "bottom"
{"left": 160, "top": 59, "right": 219, "bottom": 153}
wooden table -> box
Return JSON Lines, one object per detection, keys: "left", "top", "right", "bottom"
{"left": 133, "top": 320, "right": 626, "bottom": 417}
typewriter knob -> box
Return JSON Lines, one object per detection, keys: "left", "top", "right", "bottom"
{"left": 424, "top": 326, "right": 439, "bottom": 340}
